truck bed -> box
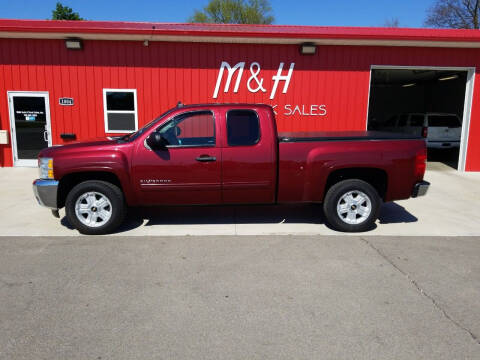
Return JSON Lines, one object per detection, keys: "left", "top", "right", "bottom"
{"left": 278, "top": 131, "right": 423, "bottom": 142}
{"left": 277, "top": 131, "right": 426, "bottom": 204}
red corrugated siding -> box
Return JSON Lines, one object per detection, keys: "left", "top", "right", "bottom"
{"left": 0, "top": 38, "right": 479, "bottom": 170}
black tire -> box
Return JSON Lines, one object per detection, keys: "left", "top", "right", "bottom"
{"left": 323, "top": 179, "right": 381, "bottom": 232}
{"left": 65, "top": 180, "right": 126, "bottom": 235}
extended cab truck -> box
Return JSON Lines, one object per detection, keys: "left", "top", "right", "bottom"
{"left": 33, "top": 104, "right": 430, "bottom": 234}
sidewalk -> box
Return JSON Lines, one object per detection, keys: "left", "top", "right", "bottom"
{"left": 0, "top": 163, "right": 479, "bottom": 236}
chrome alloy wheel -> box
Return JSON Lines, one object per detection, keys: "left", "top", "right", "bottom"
{"left": 336, "top": 190, "right": 372, "bottom": 225}
{"left": 75, "top": 191, "right": 112, "bottom": 228}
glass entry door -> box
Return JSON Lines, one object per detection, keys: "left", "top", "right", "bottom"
{"left": 8, "top": 92, "right": 52, "bottom": 166}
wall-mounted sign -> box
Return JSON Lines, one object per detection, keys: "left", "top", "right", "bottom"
{"left": 59, "top": 97, "right": 74, "bottom": 106}
{"left": 213, "top": 61, "right": 327, "bottom": 117}
{"left": 16, "top": 111, "right": 43, "bottom": 121}
{"left": 213, "top": 61, "right": 295, "bottom": 100}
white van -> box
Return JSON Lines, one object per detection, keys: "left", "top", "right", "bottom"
{"left": 382, "top": 113, "right": 461, "bottom": 149}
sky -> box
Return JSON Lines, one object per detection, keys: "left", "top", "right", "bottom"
{"left": 1, "top": 0, "right": 434, "bottom": 28}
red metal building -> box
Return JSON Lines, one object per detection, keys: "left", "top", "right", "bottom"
{"left": 0, "top": 19, "right": 480, "bottom": 170}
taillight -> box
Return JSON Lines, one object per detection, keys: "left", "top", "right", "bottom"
{"left": 415, "top": 147, "right": 427, "bottom": 179}
{"left": 421, "top": 126, "right": 428, "bottom": 138}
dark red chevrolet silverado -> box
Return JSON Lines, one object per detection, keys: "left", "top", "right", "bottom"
{"left": 33, "top": 103, "right": 429, "bottom": 234}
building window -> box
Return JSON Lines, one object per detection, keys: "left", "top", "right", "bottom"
{"left": 226, "top": 109, "right": 260, "bottom": 146}
{"left": 103, "top": 89, "right": 138, "bottom": 133}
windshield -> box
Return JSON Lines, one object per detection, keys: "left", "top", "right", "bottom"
{"left": 120, "top": 108, "right": 176, "bottom": 142}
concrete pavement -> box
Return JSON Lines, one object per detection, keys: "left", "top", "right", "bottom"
{"left": 0, "top": 235, "right": 479, "bottom": 359}
{"left": 0, "top": 162, "right": 479, "bottom": 236}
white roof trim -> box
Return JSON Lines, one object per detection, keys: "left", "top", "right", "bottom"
{"left": 1, "top": 31, "right": 480, "bottom": 48}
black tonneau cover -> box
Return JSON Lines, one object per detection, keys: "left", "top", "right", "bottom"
{"left": 278, "top": 131, "right": 423, "bottom": 142}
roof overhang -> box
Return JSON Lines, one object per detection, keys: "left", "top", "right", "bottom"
{"left": 1, "top": 19, "right": 480, "bottom": 48}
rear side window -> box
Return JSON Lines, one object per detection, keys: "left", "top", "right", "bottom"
{"left": 410, "top": 115, "right": 425, "bottom": 127}
{"left": 227, "top": 110, "right": 260, "bottom": 146}
{"left": 398, "top": 114, "right": 408, "bottom": 127}
{"left": 385, "top": 115, "right": 397, "bottom": 126}
{"left": 428, "top": 115, "right": 461, "bottom": 128}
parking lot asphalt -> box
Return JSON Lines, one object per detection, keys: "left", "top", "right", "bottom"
{"left": 0, "top": 162, "right": 479, "bottom": 236}
{"left": 0, "top": 235, "right": 479, "bottom": 360}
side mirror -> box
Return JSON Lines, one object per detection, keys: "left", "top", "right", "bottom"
{"left": 146, "top": 133, "right": 168, "bottom": 150}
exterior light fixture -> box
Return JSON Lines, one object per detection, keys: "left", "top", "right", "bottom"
{"left": 300, "top": 42, "right": 317, "bottom": 55}
{"left": 438, "top": 74, "right": 459, "bottom": 81}
{"left": 65, "top": 38, "right": 83, "bottom": 50}
{"left": 402, "top": 83, "right": 416, "bottom": 88}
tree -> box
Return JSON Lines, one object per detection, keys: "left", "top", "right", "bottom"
{"left": 425, "top": 0, "right": 480, "bottom": 29}
{"left": 188, "top": 0, "right": 274, "bottom": 24}
{"left": 51, "top": 2, "right": 83, "bottom": 20}
{"left": 383, "top": 17, "right": 400, "bottom": 27}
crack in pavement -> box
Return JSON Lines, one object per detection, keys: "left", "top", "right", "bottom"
{"left": 359, "top": 236, "right": 480, "bottom": 345}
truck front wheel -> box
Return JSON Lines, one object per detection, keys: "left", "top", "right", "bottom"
{"left": 65, "top": 180, "right": 126, "bottom": 235}
{"left": 323, "top": 179, "right": 381, "bottom": 232}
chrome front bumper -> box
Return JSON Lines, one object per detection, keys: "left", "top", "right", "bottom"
{"left": 33, "top": 179, "right": 59, "bottom": 209}
{"left": 412, "top": 181, "right": 430, "bottom": 198}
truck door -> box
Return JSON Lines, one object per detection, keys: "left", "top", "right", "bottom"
{"left": 132, "top": 110, "right": 222, "bottom": 205}
{"left": 221, "top": 108, "right": 277, "bottom": 204}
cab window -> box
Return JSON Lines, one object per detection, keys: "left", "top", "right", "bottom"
{"left": 428, "top": 115, "right": 461, "bottom": 128}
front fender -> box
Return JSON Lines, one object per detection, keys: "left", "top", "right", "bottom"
{"left": 54, "top": 149, "right": 136, "bottom": 205}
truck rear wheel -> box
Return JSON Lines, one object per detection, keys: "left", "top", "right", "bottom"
{"left": 65, "top": 180, "right": 126, "bottom": 235}
{"left": 323, "top": 179, "right": 381, "bottom": 232}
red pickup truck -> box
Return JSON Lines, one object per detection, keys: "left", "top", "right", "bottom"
{"left": 33, "top": 103, "right": 429, "bottom": 234}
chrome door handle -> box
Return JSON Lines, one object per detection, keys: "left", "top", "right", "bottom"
{"left": 43, "top": 130, "right": 49, "bottom": 142}
{"left": 196, "top": 155, "right": 216, "bottom": 162}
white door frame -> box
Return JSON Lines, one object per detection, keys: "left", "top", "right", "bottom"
{"left": 366, "top": 65, "right": 476, "bottom": 172}
{"left": 7, "top": 91, "right": 52, "bottom": 167}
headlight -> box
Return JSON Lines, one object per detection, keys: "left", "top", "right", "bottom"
{"left": 38, "top": 157, "right": 54, "bottom": 179}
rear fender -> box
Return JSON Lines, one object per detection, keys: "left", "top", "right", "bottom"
{"left": 303, "top": 146, "right": 386, "bottom": 201}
